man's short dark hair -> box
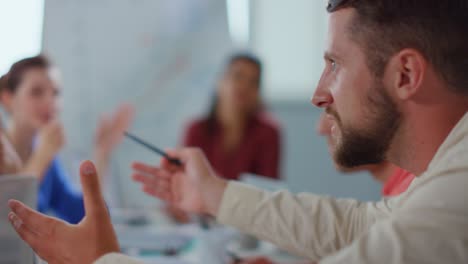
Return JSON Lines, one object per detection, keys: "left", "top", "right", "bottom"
{"left": 327, "top": 0, "right": 468, "bottom": 95}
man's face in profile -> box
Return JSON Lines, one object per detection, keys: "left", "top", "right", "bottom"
{"left": 312, "top": 8, "right": 401, "bottom": 168}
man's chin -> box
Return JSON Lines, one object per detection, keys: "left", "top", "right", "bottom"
{"left": 330, "top": 146, "right": 367, "bottom": 172}
{"left": 329, "top": 147, "right": 354, "bottom": 172}
{"left": 333, "top": 162, "right": 361, "bottom": 173}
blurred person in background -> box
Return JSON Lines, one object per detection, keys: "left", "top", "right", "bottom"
{"left": 183, "top": 53, "right": 282, "bottom": 181}
{"left": 0, "top": 76, "right": 22, "bottom": 175}
{"left": 0, "top": 98, "right": 22, "bottom": 175}
{"left": 0, "top": 131, "right": 22, "bottom": 175}
{"left": 169, "top": 53, "right": 282, "bottom": 223}
{"left": 0, "top": 55, "right": 133, "bottom": 223}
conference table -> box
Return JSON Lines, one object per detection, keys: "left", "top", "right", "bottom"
{"left": 109, "top": 207, "right": 304, "bottom": 264}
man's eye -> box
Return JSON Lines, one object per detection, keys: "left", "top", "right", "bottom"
{"left": 330, "top": 60, "right": 337, "bottom": 72}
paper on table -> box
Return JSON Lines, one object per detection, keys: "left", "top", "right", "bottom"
{"left": 0, "top": 175, "right": 37, "bottom": 264}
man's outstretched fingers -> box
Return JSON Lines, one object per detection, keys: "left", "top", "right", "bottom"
{"left": 131, "top": 172, "right": 157, "bottom": 186}
{"left": 132, "top": 162, "right": 171, "bottom": 179}
{"left": 142, "top": 185, "right": 172, "bottom": 201}
{"left": 8, "top": 200, "right": 55, "bottom": 236}
{"left": 8, "top": 212, "right": 41, "bottom": 250}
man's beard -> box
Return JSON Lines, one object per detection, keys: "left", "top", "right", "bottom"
{"left": 330, "top": 81, "right": 402, "bottom": 168}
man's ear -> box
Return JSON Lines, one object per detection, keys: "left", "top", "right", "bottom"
{"left": 384, "top": 48, "right": 427, "bottom": 100}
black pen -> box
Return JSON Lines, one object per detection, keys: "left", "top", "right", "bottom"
{"left": 226, "top": 251, "right": 243, "bottom": 263}
{"left": 124, "top": 131, "right": 183, "bottom": 166}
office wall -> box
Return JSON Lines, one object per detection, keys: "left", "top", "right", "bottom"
{"left": 43, "top": 0, "right": 381, "bottom": 207}
{"left": 251, "top": 0, "right": 328, "bottom": 101}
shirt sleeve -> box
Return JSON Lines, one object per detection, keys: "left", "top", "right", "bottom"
{"left": 319, "top": 171, "right": 468, "bottom": 264}
{"left": 94, "top": 253, "right": 143, "bottom": 264}
{"left": 216, "top": 182, "right": 393, "bottom": 261}
{"left": 255, "top": 125, "right": 281, "bottom": 179}
{"left": 48, "top": 158, "right": 85, "bottom": 224}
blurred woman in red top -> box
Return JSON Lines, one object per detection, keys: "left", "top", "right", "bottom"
{"left": 183, "top": 53, "right": 282, "bottom": 181}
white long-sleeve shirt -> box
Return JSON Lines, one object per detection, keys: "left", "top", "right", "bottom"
{"left": 96, "top": 112, "right": 468, "bottom": 264}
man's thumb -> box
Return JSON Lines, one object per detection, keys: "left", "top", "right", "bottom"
{"left": 80, "top": 160, "right": 106, "bottom": 216}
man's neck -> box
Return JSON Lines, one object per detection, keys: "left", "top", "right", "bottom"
{"left": 389, "top": 101, "right": 468, "bottom": 176}
{"left": 368, "top": 162, "right": 398, "bottom": 184}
